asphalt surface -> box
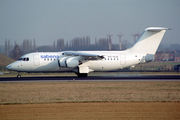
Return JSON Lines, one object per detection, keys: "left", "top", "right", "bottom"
{"left": 0, "top": 75, "right": 180, "bottom": 82}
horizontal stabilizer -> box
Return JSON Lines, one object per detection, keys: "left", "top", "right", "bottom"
{"left": 145, "top": 27, "right": 170, "bottom": 31}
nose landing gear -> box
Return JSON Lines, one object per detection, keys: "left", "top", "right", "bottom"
{"left": 17, "top": 74, "right": 21, "bottom": 79}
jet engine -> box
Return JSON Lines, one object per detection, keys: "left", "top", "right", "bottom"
{"left": 58, "top": 57, "right": 79, "bottom": 68}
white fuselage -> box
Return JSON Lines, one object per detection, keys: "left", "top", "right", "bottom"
{"left": 7, "top": 51, "right": 142, "bottom": 73}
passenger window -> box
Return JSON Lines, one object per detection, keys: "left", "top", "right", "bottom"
{"left": 44, "top": 59, "right": 46, "bottom": 61}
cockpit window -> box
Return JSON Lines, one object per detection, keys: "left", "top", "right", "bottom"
{"left": 18, "top": 58, "right": 23, "bottom": 61}
{"left": 18, "top": 57, "right": 29, "bottom": 61}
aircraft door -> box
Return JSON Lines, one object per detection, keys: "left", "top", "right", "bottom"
{"left": 120, "top": 54, "right": 126, "bottom": 65}
{"left": 18, "top": 60, "right": 22, "bottom": 71}
{"left": 33, "top": 54, "right": 40, "bottom": 66}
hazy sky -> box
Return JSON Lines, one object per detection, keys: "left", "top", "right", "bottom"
{"left": 0, "top": 0, "right": 180, "bottom": 46}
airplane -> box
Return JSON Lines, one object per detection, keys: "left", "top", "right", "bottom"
{"left": 6, "top": 27, "right": 170, "bottom": 78}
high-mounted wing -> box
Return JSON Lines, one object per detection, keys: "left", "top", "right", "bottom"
{"left": 63, "top": 51, "right": 104, "bottom": 60}
{"left": 57, "top": 51, "right": 104, "bottom": 69}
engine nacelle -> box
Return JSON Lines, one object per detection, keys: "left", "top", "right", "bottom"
{"left": 66, "top": 57, "right": 79, "bottom": 68}
{"left": 58, "top": 57, "right": 79, "bottom": 68}
{"left": 59, "top": 57, "right": 67, "bottom": 67}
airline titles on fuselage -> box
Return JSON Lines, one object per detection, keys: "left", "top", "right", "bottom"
{"left": 40, "top": 55, "right": 59, "bottom": 59}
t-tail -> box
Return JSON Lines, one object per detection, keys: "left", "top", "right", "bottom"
{"left": 127, "top": 27, "right": 170, "bottom": 62}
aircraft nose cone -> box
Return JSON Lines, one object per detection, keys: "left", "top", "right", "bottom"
{"left": 6, "top": 61, "right": 21, "bottom": 71}
{"left": 6, "top": 64, "right": 12, "bottom": 70}
{"left": 6, "top": 62, "right": 17, "bottom": 71}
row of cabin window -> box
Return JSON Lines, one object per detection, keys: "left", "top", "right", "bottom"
{"left": 44, "top": 58, "right": 56, "bottom": 61}
{"left": 104, "top": 58, "right": 119, "bottom": 60}
{"left": 43, "top": 58, "right": 119, "bottom": 61}
{"left": 18, "top": 57, "right": 29, "bottom": 61}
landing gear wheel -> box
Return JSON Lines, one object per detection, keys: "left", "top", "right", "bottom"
{"left": 17, "top": 74, "right": 21, "bottom": 79}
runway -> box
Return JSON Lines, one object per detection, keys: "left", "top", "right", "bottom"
{"left": 0, "top": 75, "right": 180, "bottom": 82}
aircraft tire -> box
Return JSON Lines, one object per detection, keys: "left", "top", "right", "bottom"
{"left": 17, "top": 75, "right": 21, "bottom": 79}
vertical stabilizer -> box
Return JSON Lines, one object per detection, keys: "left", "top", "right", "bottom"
{"left": 128, "top": 27, "right": 170, "bottom": 55}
